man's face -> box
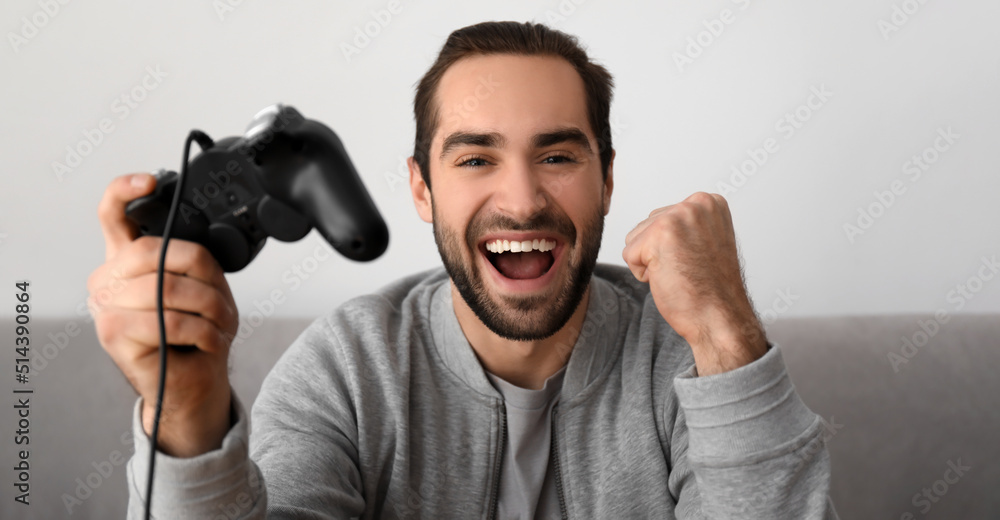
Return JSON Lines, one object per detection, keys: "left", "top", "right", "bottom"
{"left": 411, "top": 54, "right": 614, "bottom": 341}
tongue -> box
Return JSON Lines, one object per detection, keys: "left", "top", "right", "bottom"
{"left": 494, "top": 251, "right": 553, "bottom": 279}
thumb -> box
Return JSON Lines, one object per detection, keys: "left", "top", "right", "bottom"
{"left": 97, "top": 173, "right": 155, "bottom": 260}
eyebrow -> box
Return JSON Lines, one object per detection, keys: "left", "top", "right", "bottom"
{"left": 439, "top": 131, "right": 507, "bottom": 160}
{"left": 532, "top": 127, "right": 593, "bottom": 153}
{"left": 439, "top": 127, "right": 593, "bottom": 161}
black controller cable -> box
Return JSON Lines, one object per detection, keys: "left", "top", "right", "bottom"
{"left": 145, "top": 129, "right": 214, "bottom": 520}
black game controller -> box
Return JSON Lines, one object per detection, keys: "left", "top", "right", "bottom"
{"left": 124, "top": 104, "right": 389, "bottom": 271}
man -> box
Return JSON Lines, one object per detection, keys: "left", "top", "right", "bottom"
{"left": 89, "top": 21, "right": 838, "bottom": 519}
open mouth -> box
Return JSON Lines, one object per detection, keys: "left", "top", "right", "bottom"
{"left": 481, "top": 237, "right": 558, "bottom": 280}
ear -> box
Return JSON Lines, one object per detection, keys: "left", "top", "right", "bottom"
{"left": 602, "top": 149, "right": 615, "bottom": 216}
{"left": 408, "top": 156, "right": 433, "bottom": 223}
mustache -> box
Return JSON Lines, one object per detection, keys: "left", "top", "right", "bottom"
{"left": 466, "top": 208, "right": 577, "bottom": 246}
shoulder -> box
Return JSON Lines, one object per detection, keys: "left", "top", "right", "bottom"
{"left": 325, "top": 266, "right": 449, "bottom": 336}
{"left": 266, "top": 267, "right": 449, "bottom": 380}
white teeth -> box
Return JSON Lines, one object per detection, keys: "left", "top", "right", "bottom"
{"left": 486, "top": 238, "right": 556, "bottom": 254}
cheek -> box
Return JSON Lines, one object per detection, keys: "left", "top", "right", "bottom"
{"left": 436, "top": 182, "right": 489, "bottom": 225}
{"left": 433, "top": 203, "right": 476, "bottom": 251}
{"left": 558, "top": 185, "right": 603, "bottom": 217}
{"left": 435, "top": 201, "right": 474, "bottom": 233}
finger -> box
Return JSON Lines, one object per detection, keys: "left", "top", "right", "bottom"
{"left": 118, "top": 308, "right": 231, "bottom": 356}
{"left": 624, "top": 220, "right": 646, "bottom": 247}
{"left": 98, "top": 173, "right": 156, "bottom": 261}
{"left": 87, "top": 262, "right": 110, "bottom": 294}
{"left": 621, "top": 229, "right": 650, "bottom": 283}
{"left": 647, "top": 205, "right": 673, "bottom": 218}
{"left": 113, "top": 236, "right": 230, "bottom": 300}
{"left": 102, "top": 332, "right": 227, "bottom": 410}
{"left": 683, "top": 191, "right": 718, "bottom": 205}
{"left": 710, "top": 193, "right": 735, "bottom": 233}
{"left": 627, "top": 205, "right": 676, "bottom": 245}
{"left": 708, "top": 193, "right": 728, "bottom": 209}
{"left": 625, "top": 212, "right": 661, "bottom": 245}
{"left": 624, "top": 257, "right": 648, "bottom": 283}
{"left": 114, "top": 272, "right": 236, "bottom": 334}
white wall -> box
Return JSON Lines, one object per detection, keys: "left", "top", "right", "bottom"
{"left": 2, "top": 0, "right": 997, "bottom": 321}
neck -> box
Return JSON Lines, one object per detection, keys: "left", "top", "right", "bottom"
{"left": 451, "top": 282, "right": 591, "bottom": 390}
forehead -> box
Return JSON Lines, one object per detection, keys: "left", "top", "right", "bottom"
{"left": 433, "top": 54, "right": 591, "bottom": 147}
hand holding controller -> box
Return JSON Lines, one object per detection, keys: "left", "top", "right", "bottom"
{"left": 124, "top": 104, "right": 389, "bottom": 272}
{"left": 90, "top": 106, "right": 391, "bottom": 519}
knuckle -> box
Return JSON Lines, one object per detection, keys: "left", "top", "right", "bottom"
{"left": 135, "top": 235, "right": 161, "bottom": 257}
{"left": 166, "top": 310, "right": 208, "bottom": 346}
{"left": 652, "top": 214, "right": 678, "bottom": 233}
{"left": 688, "top": 191, "right": 714, "bottom": 205}
{"left": 162, "top": 311, "right": 191, "bottom": 347}
{"left": 96, "top": 193, "right": 117, "bottom": 222}
{"left": 95, "top": 309, "right": 124, "bottom": 350}
{"left": 674, "top": 201, "right": 702, "bottom": 222}
{"left": 192, "top": 316, "right": 212, "bottom": 342}
{"left": 90, "top": 284, "right": 121, "bottom": 315}
{"left": 621, "top": 244, "right": 634, "bottom": 261}
{"left": 190, "top": 243, "right": 216, "bottom": 269}
{"left": 162, "top": 272, "right": 182, "bottom": 299}
{"left": 209, "top": 294, "right": 231, "bottom": 326}
{"left": 218, "top": 325, "right": 236, "bottom": 348}
{"left": 134, "top": 311, "right": 159, "bottom": 342}
{"left": 211, "top": 326, "right": 231, "bottom": 352}
{"left": 133, "top": 272, "right": 155, "bottom": 300}
{"left": 163, "top": 309, "right": 188, "bottom": 333}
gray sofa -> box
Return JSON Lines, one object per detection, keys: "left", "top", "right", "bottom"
{"left": 1, "top": 313, "right": 995, "bottom": 519}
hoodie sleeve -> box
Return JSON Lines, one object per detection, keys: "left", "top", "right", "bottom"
{"left": 124, "top": 315, "right": 366, "bottom": 519}
{"left": 669, "top": 343, "right": 840, "bottom": 519}
{"left": 126, "top": 393, "right": 267, "bottom": 519}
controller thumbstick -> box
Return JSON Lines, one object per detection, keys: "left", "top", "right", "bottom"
{"left": 257, "top": 195, "right": 311, "bottom": 242}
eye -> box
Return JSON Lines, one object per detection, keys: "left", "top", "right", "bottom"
{"left": 457, "top": 155, "right": 491, "bottom": 168}
{"left": 542, "top": 154, "right": 575, "bottom": 164}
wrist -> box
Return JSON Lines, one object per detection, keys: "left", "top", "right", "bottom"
{"left": 685, "top": 307, "right": 768, "bottom": 376}
{"left": 142, "top": 386, "right": 233, "bottom": 458}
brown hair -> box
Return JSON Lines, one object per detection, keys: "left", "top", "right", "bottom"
{"left": 412, "top": 21, "right": 615, "bottom": 189}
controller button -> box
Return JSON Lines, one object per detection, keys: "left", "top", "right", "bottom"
{"left": 208, "top": 223, "right": 250, "bottom": 272}
{"left": 258, "top": 195, "right": 311, "bottom": 242}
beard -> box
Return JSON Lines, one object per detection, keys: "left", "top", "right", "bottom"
{"left": 433, "top": 199, "right": 604, "bottom": 341}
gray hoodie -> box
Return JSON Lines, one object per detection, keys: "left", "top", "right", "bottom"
{"left": 126, "top": 264, "right": 839, "bottom": 519}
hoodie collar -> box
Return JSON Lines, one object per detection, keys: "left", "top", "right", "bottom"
{"left": 428, "top": 271, "right": 630, "bottom": 404}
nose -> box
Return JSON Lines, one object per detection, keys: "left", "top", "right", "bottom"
{"left": 494, "top": 161, "right": 547, "bottom": 222}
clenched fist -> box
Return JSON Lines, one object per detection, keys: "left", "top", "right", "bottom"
{"left": 623, "top": 192, "right": 767, "bottom": 376}
{"left": 87, "top": 173, "right": 238, "bottom": 457}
